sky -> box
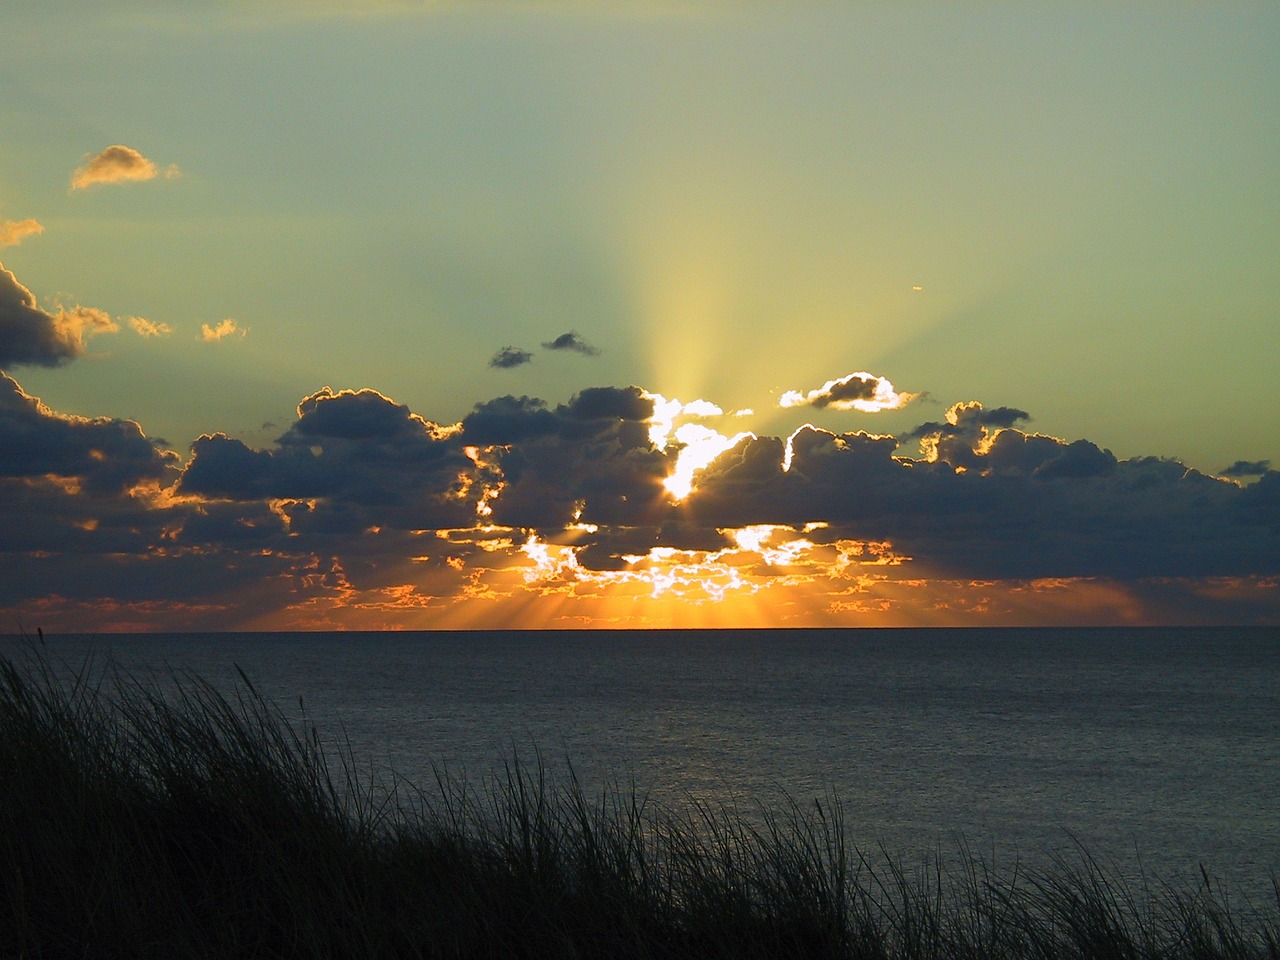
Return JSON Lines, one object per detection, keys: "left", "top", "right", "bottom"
{"left": 1, "top": 0, "right": 1278, "bottom": 631}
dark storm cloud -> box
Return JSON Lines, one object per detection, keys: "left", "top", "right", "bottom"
{"left": 290, "top": 386, "right": 431, "bottom": 440}
{"left": 0, "top": 376, "right": 305, "bottom": 625}
{"left": 683, "top": 403, "right": 1279, "bottom": 579}
{"left": 460, "top": 387, "right": 667, "bottom": 528}
{"left": 0, "top": 473, "right": 174, "bottom": 557}
{"left": 461, "top": 386, "right": 654, "bottom": 446}
{"left": 177, "top": 434, "right": 280, "bottom": 500}
{"left": 179, "top": 386, "right": 479, "bottom": 525}
{"left": 981, "top": 431, "right": 1116, "bottom": 480}
{"left": 485, "top": 421, "right": 669, "bottom": 529}
{"left": 562, "top": 385, "right": 651, "bottom": 421}
{"left": 0, "top": 372, "right": 177, "bottom": 495}
{"left": 0, "top": 262, "right": 118, "bottom": 368}
{"left": 489, "top": 346, "right": 533, "bottom": 369}
{"left": 1221, "top": 459, "right": 1270, "bottom": 478}
{"left": 1236, "top": 470, "right": 1280, "bottom": 525}
{"left": 541, "top": 331, "right": 600, "bottom": 356}
{"left": 462, "top": 396, "right": 561, "bottom": 444}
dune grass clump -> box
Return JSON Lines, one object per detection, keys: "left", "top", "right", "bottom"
{"left": 1, "top": 643, "right": 1277, "bottom": 960}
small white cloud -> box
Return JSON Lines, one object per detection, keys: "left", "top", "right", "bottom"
{"left": 780, "top": 372, "right": 916, "bottom": 413}
{"left": 680, "top": 399, "right": 723, "bottom": 418}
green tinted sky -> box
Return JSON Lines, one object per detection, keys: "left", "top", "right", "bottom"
{"left": 2, "top": 0, "right": 1277, "bottom": 471}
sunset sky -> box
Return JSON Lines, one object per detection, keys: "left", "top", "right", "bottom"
{"left": 2, "top": 1, "right": 1277, "bottom": 630}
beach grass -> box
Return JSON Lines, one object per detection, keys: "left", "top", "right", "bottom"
{"left": 2, "top": 642, "right": 1276, "bottom": 960}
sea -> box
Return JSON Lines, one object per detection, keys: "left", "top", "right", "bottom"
{"left": 6, "top": 626, "right": 1278, "bottom": 900}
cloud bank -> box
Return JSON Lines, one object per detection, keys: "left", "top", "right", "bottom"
{"left": 2, "top": 365, "right": 1277, "bottom": 631}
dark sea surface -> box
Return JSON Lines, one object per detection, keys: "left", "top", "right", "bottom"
{"left": 8, "top": 626, "right": 1279, "bottom": 897}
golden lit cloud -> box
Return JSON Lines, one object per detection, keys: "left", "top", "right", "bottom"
{"left": 0, "top": 219, "right": 43, "bottom": 248}
{"left": 58, "top": 305, "right": 119, "bottom": 341}
{"left": 200, "top": 318, "right": 244, "bottom": 342}
{"left": 70, "top": 145, "right": 179, "bottom": 190}
{"left": 128, "top": 316, "right": 173, "bottom": 338}
{"left": 779, "top": 371, "right": 917, "bottom": 413}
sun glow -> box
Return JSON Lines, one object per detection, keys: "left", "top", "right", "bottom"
{"left": 727, "top": 524, "right": 816, "bottom": 566}
{"left": 641, "top": 390, "right": 754, "bottom": 500}
{"left": 781, "top": 424, "right": 820, "bottom": 472}
{"left": 663, "top": 423, "right": 755, "bottom": 500}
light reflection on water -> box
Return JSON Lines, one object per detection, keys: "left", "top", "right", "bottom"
{"left": 10, "top": 626, "right": 1279, "bottom": 898}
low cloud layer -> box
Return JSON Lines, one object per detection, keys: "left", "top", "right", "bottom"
{"left": 70, "top": 145, "right": 179, "bottom": 190}
{"left": 0, "top": 262, "right": 118, "bottom": 368}
{"left": 2, "top": 369, "right": 1277, "bottom": 630}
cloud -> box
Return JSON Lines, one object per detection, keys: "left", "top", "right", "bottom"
{"left": 461, "top": 386, "right": 654, "bottom": 445}
{"left": 0, "top": 262, "right": 118, "bottom": 368}
{"left": 462, "top": 395, "right": 560, "bottom": 444}
{"left": 489, "top": 346, "right": 533, "bottom": 369}
{"left": 902, "top": 401, "right": 1032, "bottom": 470}
{"left": 71, "top": 145, "right": 178, "bottom": 190}
{"left": 562, "top": 385, "right": 652, "bottom": 421}
{"left": 0, "top": 219, "right": 44, "bottom": 248}
{"left": 779, "top": 371, "right": 917, "bottom": 412}
{"left": 542, "top": 331, "right": 600, "bottom": 356}
{"left": 459, "top": 386, "right": 666, "bottom": 527}
{"left": 0, "top": 372, "right": 177, "bottom": 496}
{"left": 127, "top": 316, "right": 172, "bottom": 338}
{"left": 3, "top": 373, "right": 1278, "bottom": 630}
{"left": 200, "top": 319, "right": 243, "bottom": 342}
{"left": 179, "top": 386, "right": 477, "bottom": 529}
{"left": 1220, "top": 460, "right": 1270, "bottom": 479}
{"left": 686, "top": 402, "right": 1280, "bottom": 581}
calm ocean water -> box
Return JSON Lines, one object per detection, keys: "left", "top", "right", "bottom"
{"left": 7, "top": 627, "right": 1278, "bottom": 896}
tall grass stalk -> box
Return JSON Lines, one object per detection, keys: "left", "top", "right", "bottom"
{"left": 2, "top": 643, "right": 1276, "bottom": 959}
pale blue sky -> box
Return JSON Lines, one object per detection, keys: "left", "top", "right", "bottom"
{"left": 3, "top": 1, "right": 1277, "bottom": 470}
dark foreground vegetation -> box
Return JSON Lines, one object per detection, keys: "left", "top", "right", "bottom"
{"left": 2, "top": 644, "right": 1277, "bottom": 960}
